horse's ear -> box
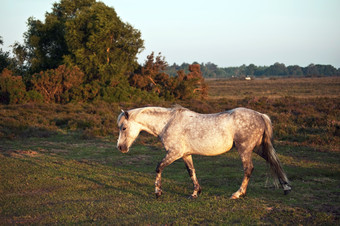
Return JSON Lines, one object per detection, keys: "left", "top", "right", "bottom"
{"left": 121, "top": 109, "right": 129, "bottom": 120}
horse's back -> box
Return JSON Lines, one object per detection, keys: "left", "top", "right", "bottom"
{"left": 229, "top": 108, "right": 266, "bottom": 147}
{"left": 162, "top": 108, "right": 234, "bottom": 156}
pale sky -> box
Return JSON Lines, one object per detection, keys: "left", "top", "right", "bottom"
{"left": 1, "top": 0, "right": 339, "bottom": 68}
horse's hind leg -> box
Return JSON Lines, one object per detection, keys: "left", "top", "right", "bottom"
{"left": 155, "top": 151, "right": 182, "bottom": 198}
{"left": 183, "top": 155, "right": 201, "bottom": 199}
{"left": 231, "top": 147, "right": 254, "bottom": 199}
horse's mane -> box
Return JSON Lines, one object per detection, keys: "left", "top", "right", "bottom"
{"left": 121, "top": 105, "right": 189, "bottom": 122}
{"left": 172, "top": 104, "right": 188, "bottom": 112}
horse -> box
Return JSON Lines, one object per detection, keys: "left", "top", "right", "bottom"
{"left": 117, "top": 105, "right": 291, "bottom": 199}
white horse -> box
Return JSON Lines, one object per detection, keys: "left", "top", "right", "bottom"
{"left": 117, "top": 106, "right": 291, "bottom": 199}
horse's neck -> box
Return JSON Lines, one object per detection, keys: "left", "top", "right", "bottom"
{"left": 135, "top": 108, "right": 173, "bottom": 136}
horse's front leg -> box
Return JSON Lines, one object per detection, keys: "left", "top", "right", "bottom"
{"left": 155, "top": 151, "right": 182, "bottom": 198}
{"left": 183, "top": 155, "right": 201, "bottom": 199}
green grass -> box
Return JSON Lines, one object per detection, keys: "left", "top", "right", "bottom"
{"left": 1, "top": 133, "right": 339, "bottom": 224}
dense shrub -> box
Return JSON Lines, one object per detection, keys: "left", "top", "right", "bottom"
{"left": 129, "top": 52, "right": 208, "bottom": 101}
{"left": 0, "top": 69, "right": 26, "bottom": 104}
{"left": 0, "top": 69, "right": 43, "bottom": 104}
{"left": 31, "top": 65, "right": 85, "bottom": 103}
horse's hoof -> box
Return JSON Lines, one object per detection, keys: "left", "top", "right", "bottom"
{"left": 284, "top": 188, "right": 291, "bottom": 195}
{"left": 155, "top": 187, "right": 162, "bottom": 198}
{"left": 155, "top": 192, "right": 162, "bottom": 198}
{"left": 230, "top": 192, "right": 245, "bottom": 200}
{"left": 188, "top": 194, "right": 198, "bottom": 199}
{"left": 230, "top": 195, "right": 239, "bottom": 200}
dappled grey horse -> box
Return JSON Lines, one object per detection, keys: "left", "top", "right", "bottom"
{"left": 117, "top": 106, "right": 291, "bottom": 199}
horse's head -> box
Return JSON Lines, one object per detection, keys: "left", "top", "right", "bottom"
{"left": 117, "top": 110, "right": 142, "bottom": 153}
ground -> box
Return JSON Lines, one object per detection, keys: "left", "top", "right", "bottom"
{"left": 0, "top": 77, "right": 339, "bottom": 224}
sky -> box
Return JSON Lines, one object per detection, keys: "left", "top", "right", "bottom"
{"left": 1, "top": 0, "right": 340, "bottom": 68}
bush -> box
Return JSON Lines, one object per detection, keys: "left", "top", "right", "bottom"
{"left": 0, "top": 69, "right": 27, "bottom": 104}
{"left": 129, "top": 53, "right": 208, "bottom": 101}
{"left": 31, "top": 65, "right": 85, "bottom": 103}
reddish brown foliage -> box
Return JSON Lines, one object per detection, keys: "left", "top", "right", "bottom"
{"left": 129, "top": 52, "right": 168, "bottom": 94}
{"left": 0, "top": 69, "right": 27, "bottom": 104}
{"left": 129, "top": 52, "right": 208, "bottom": 100}
{"left": 31, "top": 65, "right": 84, "bottom": 103}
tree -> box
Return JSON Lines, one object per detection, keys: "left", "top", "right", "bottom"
{"left": 10, "top": 42, "right": 30, "bottom": 77}
{"left": 304, "top": 64, "right": 319, "bottom": 77}
{"left": 129, "top": 52, "right": 173, "bottom": 99}
{"left": 22, "top": 0, "right": 95, "bottom": 74}
{"left": 315, "top": 64, "right": 338, "bottom": 76}
{"left": 265, "top": 62, "right": 288, "bottom": 76}
{"left": 246, "top": 64, "right": 256, "bottom": 76}
{"left": 0, "top": 36, "right": 10, "bottom": 72}
{"left": 64, "top": 1, "right": 144, "bottom": 85}
{"left": 287, "top": 65, "right": 303, "bottom": 76}
{"left": 174, "top": 64, "right": 208, "bottom": 100}
{"left": 21, "top": 0, "right": 144, "bottom": 86}
{"left": 130, "top": 53, "right": 208, "bottom": 100}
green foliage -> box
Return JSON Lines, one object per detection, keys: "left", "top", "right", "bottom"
{"left": 166, "top": 62, "right": 340, "bottom": 78}
{"left": 22, "top": 0, "right": 95, "bottom": 74}
{"left": 22, "top": 0, "right": 143, "bottom": 86}
{"left": 0, "top": 36, "right": 11, "bottom": 72}
{"left": 64, "top": 1, "right": 144, "bottom": 84}
{"left": 26, "top": 90, "right": 44, "bottom": 103}
{"left": 9, "top": 0, "right": 149, "bottom": 104}
{"left": 9, "top": 42, "right": 30, "bottom": 77}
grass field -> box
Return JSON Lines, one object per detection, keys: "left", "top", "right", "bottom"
{"left": 1, "top": 77, "right": 339, "bottom": 224}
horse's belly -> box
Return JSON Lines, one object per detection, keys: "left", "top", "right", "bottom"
{"left": 189, "top": 137, "right": 233, "bottom": 156}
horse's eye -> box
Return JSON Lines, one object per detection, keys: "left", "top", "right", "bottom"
{"left": 122, "top": 127, "right": 127, "bottom": 131}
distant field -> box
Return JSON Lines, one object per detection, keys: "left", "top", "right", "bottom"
{"left": 206, "top": 76, "right": 340, "bottom": 99}
{"left": 1, "top": 77, "right": 339, "bottom": 224}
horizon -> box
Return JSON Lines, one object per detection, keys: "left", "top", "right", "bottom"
{"left": 165, "top": 61, "right": 340, "bottom": 69}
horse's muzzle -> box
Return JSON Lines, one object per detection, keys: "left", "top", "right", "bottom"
{"left": 118, "top": 144, "right": 129, "bottom": 153}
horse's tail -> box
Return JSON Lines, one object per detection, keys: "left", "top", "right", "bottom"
{"left": 260, "top": 114, "right": 291, "bottom": 193}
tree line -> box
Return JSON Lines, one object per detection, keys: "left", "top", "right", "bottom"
{"left": 166, "top": 62, "right": 340, "bottom": 78}
{"left": 0, "top": 0, "right": 207, "bottom": 104}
